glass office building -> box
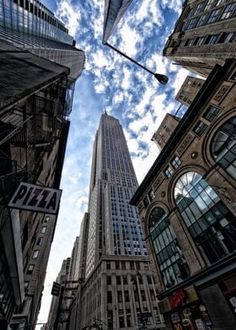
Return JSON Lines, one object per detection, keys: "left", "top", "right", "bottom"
{"left": 0, "top": 0, "right": 73, "bottom": 44}
{"left": 0, "top": 0, "right": 85, "bottom": 80}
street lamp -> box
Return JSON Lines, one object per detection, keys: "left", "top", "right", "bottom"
{"left": 104, "top": 42, "right": 168, "bottom": 85}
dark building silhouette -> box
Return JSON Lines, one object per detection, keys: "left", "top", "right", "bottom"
{"left": 0, "top": 1, "right": 85, "bottom": 328}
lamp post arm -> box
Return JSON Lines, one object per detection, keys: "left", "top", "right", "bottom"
{"left": 104, "top": 42, "right": 168, "bottom": 85}
{"left": 104, "top": 42, "right": 154, "bottom": 75}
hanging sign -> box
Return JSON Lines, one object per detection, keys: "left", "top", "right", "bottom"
{"left": 8, "top": 182, "right": 62, "bottom": 215}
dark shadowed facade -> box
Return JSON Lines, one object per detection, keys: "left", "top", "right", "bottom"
{"left": 131, "top": 59, "right": 236, "bottom": 330}
{"left": 0, "top": 1, "right": 85, "bottom": 328}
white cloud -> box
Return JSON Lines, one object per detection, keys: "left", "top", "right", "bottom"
{"left": 36, "top": 0, "right": 190, "bottom": 327}
{"left": 160, "top": 0, "right": 183, "bottom": 13}
{"left": 56, "top": 0, "right": 81, "bottom": 36}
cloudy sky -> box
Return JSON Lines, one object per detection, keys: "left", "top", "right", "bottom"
{"left": 37, "top": 0, "right": 189, "bottom": 326}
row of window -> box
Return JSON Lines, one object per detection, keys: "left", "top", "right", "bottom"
{"left": 107, "top": 288, "right": 149, "bottom": 304}
{"left": 181, "top": 32, "right": 235, "bottom": 48}
{"left": 143, "top": 105, "right": 219, "bottom": 207}
{"left": 149, "top": 106, "right": 220, "bottom": 189}
{"left": 149, "top": 115, "right": 236, "bottom": 288}
{"left": 150, "top": 170, "right": 236, "bottom": 288}
{"left": 184, "top": 2, "right": 236, "bottom": 30}
{"left": 189, "top": 0, "right": 230, "bottom": 18}
{"left": 27, "top": 215, "right": 50, "bottom": 274}
{"left": 13, "top": 0, "right": 68, "bottom": 32}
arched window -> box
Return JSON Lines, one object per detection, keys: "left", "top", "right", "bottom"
{"left": 149, "top": 207, "right": 189, "bottom": 288}
{"left": 211, "top": 116, "right": 236, "bottom": 180}
{"left": 175, "top": 172, "right": 236, "bottom": 264}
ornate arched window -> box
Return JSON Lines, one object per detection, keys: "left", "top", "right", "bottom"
{"left": 211, "top": 116, "right": 236, "bottom": 180}
{"left": 149, "top": 207, "right": 189, "bottom": 288}
{"left": 174, "top": 172, "right": 236, "bottom": 264}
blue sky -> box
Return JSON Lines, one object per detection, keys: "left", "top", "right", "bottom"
{"left": 37, "top": 0, "right": 189, "bottom": 326}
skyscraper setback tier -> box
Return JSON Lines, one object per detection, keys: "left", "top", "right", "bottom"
{"left": 48, "top": 114, "right": 163, "bottom": 330}
{"left": 86, "top": 114, "right": 147, "bottom": 277}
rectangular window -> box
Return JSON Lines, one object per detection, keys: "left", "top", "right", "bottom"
{"left": 115, "top": 261, "right": 120, "bottom": 270}
{"left": 32, "top": 250, "right": 39, "bottom": 259}
{"left": 121, "top": 261, "right": 126, "bottom": 270}
{"left": 37, "top": 237, "right": 43, "bottom": 246}
{"left": 205, "top": 0, "right": 216, "bottom": 11}
{"left": 221, "top": 3, "right": 236, "bottom": 20}
{"left": 107, "top": 291, "right": 112, "bottom": 303}
{"left": 141, "top": 290, "right": 146, "bottom": 301}
{"left": 188, "top": 17, "right": 199, "bottom": 29}
{"left": 171, "top": 156, "right": 181, "bottom": 169}
{"left": 106, "top": 262, "right": 111, "bottom": 270}
{"left": 218, "top": 32, "right": 234, "bottom": 43}
{"left": 194, "top": 3, "right": 205, "bottom": 15}
{"left": 44, "top": 216, "right": 50, "bottom": 223}
{"left": 207, "top": 9, "right": 222, "bottom": 23}
{"left": 116, "top": 276, "right": 121, "bottom": 285}
{"left": 196, "top": 14, "right": 207, "bottom": 26}
{"left": 117, "top": 291, "right": 122, "bottom": 303}
{"left": 193, "top": 121, "right": 208, "bottom": 136}
{"left": 124, "top": 290, "right": 130, "bottom": 302}
{"left": 27, "top": 264, "right": 34, "bottom": 274}
{"left": 119, "top": 316, "right": 125, "bottom": 329}
{"left": 41, "top": 226, "right": 46, "bottom": 234}
{"left": 148, "top": 189, "right": 155, "bottom": 201}
{"left": 143, "top": 196, "right": 149, "bottom": 208}
{"left": 203, "top": 105, "right": 220, "bottom": 121}
{"left": 147, "top": 275, "right": 152, "bottom": 284}
{"left": 196, "top": 36, "right": 205, "bottom": 45}
{"left": 107, "top": 276, "right": 111, "bottom": 285}
{"left": 164, "top": 166, "right": 174, "bottom": 179}
{"left": 204, "top": 34, "right": 219, "bottom": 44}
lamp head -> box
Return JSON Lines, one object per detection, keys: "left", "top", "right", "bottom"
{"left": 154, "top": 73, "right": 168, "bottom": 85}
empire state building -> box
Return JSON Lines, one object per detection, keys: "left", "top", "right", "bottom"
{"left": 86, "top": 113, "right": 147, "bottom": 277}
{"left": 48, "top": 113, "right": 163, "bottom": 330}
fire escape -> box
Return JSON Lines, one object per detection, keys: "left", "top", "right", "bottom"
{"left": 0, "top": 75, "right": 74, "bottom": 322}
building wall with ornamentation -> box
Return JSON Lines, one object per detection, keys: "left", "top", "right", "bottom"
{"left": 131, "top": 59, "right": 236, "bottom": 330}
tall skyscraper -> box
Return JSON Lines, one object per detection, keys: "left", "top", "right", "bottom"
{"left": 0, "top": 0, "right": 85, "bottom": 80}
{"left": 103, "top": 0, "right": 134, "bottom": 43}
{"left": 0, "top": 1, "right": 85, "bottom": 328}
{"left": 48, "top": 113, "right": 163, "bottom": 330}
{"left": 163, "top": 0, "right": 236, "bottom": 76}
{"left": 86, "top": 113, "right": 148, "bottom": 277}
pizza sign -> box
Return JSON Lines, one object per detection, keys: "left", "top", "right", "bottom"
{"left": 8, "top": 182, "right": 62, "bottom": 215}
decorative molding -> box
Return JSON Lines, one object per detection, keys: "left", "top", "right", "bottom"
{"left": 177, "top": 133, "right": 194, "bottom": 156}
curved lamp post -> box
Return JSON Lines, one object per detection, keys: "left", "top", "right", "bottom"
{"left": 104, "top": 42, "right": 168, "bottom": 85}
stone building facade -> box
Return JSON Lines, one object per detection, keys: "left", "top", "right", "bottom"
{"left": 131, "top": 59, "right": 236, "bottom": 330}
{"left": 175, "top": 76, "right": 205, "bottom": 107}
{"left": 163, "top": 0, "right": 236, "bottom": 76}
{"left": 78, "top": 256, "right": 163, "bottom": 330}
